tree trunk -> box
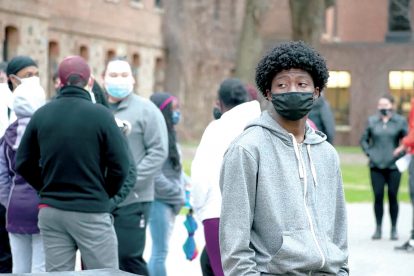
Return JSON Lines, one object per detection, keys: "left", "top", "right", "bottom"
{"left": 234, "top": 0, "right": 269, "bottom": 84}
{"left": 162, "top": 1, "right": 241, "bottom": 141}
{"left": 289, "top": 0, "right": 335, "bottom": 47}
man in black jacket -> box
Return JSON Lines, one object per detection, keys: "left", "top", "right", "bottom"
{"left": 16, "top": 56, "right": 130, "bottom": 272}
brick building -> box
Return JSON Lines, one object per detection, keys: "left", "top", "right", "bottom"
{"left": 0, "top": 0, "right": 164, "bottom": 98}
{"left": 2, "top": 0, "right": 414, "bottom": 145}
{"left": 262, "top": 0, "right": 414, "bottom": 145}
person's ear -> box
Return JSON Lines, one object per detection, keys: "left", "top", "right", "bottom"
{"left": 313, "top": 87, "right": 321, "bottom": 100}
{"left": 9, "top": 74, "right": 21, "bottom": 89}
{"left": 85, "top": 77, "right": 94, "bottom": 91}
{"left": 265, "top": 89, "right": 272, "bottom": 101}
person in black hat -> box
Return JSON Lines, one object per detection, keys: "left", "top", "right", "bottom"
{"left": 15, "top": 55, "right": 130, "bottom": 272}
{"left": 6, "top": 55, "right": 39, "bottom": 91}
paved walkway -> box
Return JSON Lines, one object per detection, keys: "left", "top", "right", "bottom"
{"left": 141, "top": 203, "right": 414, "bottom": 276}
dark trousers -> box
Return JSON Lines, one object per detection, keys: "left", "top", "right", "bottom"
{"left": 370, "top": 168, "right": 401, "bottom": 227}
{"left": 113, "top": 202, "right": 151, "bottom": 275}
{"left": 200, "top": 247, "right": 214, "bottom": 276}
{"left": 0, "top": 205, "right": 12, "bottom": 273}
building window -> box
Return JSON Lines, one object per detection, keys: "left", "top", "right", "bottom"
{"left": 214, "top": 0, "right": 220, "bottom": 20}
{"left": 79, "top": 45, "right": 89, "bottom": 61}
{"left": 48, "top": 41, "right": 60, "bottom": 98}
{"left": 131, "top": 53, "right": 140, "bottom": 91}
{"left": 389, "top": 71, "right": 414, "bottom": 117}
{"left": 130, "top": 0, "right": 143, "bottom": 8}
{"left": 155, "top": 0, "right": 163, "bottom": 9}
{"left": 154, "top": 57, "right": 165, "bottom": 92}
{"left": 105, "top": 49, "right": 116, "bottom": 66}
{"left": 3, "top": 26, "right": 19, "bottom": 61}
{"left": 325, "top": 71, "right": 351, "bottom": 126}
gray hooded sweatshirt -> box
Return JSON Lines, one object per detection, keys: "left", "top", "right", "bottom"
{"left": 219, "top": 111, "right": 349, "bottom": 276}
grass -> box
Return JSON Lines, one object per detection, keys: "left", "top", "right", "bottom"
{"left": 335, "top": 146, "right": 364, "bottom": 154}
{"left": 341, "top": 163, "right": 410, "bottom": 203}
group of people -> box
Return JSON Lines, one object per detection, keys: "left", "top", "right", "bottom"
{"left": 19, "top": 39, "right": 414, "bottom": 275}
{"left": 0, "top": 54, "right": 186, "bottom": 275}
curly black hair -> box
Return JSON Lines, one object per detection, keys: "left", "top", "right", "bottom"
{"left": 255, "top": 41, "right": 329, "bottom": 97}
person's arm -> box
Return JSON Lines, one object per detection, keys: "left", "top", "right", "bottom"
{"left": 320, "top": 101, "right": 336, "bottom": 144}
{"left": 359, "top": 119, "right": 371, "bottom": 157}
{"left": 393, "top": 118, "right": 409, "bottom": 158}
{"left": 0, "top": 141, "right": 11, "bottom": 207}
{"left": 136, "top": 105, "right": 168, "bottom": 187}
{"left": 15, "top": 119, "right": 42, "bottom": 191}
{"left": 109, "top": 138, "right": 136, "bottom": 210}
{"left": 103, "top": 115, "right": 130, "bottom": 198}
{"left": 191, "top": 123, "right": 218, "bottom": 217}
{"left": 219, "top": 144, "right": 260, "bottom": 276}
{"left": 333, "top": 163, "right": 349, "bottom": 275}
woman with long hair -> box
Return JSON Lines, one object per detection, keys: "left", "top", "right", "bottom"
{"left": 149, "top": 92, "right": 186, "bottom": 276}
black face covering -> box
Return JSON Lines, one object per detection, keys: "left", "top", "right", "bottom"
{"left": 271, "top": 92, "right": 314, "bottom": 121}
{"left": 213, "top": 107, "right": 222, "bottom": 120}
{"left": 379, "top": 108, "right": 391, "bottom": 117}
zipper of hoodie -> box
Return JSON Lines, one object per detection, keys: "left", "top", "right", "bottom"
{"left": 290, "top": 135, "right": 326, "bottom": 269}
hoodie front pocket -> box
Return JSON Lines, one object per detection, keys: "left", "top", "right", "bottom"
{"left": 267, "top": 229, "right": 323, "bottom": 274}
{"left": 323, "top": 238, "right": 347, "bottom": 273}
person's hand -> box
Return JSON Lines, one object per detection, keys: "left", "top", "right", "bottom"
{"left": 393, "top": 144, "right": 406, "bottom": 156}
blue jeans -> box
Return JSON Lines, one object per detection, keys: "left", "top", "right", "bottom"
{"left": 148, "top": 200, "right": 175, "bottom": 276}
{"left": 8, "top": 233, "right": 45, "bottom": 273}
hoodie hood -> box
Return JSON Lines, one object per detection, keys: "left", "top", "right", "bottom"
{"left": 12, "top": 80, "right": 46, "bottom": 118}
{"left": 245, "top": 110, "right": 326, "bottom": 146}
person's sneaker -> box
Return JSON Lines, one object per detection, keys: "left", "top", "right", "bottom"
{"left": 372, "top": 226, "right": 382, "bottom": 240}
{"left": 391, "top": 227, "right": 399, "bottom": 240}
{"left": 394, "top": 240, "right": 414, "bottom": 251}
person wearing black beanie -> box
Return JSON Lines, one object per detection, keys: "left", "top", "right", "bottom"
{"left": 6, "top": 56, "right": 38, "bottom": 91}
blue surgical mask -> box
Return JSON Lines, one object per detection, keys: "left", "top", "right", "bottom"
{"left": 172, "top": 111, "right": 181, "bottom": 125}
{"left": 104, "top": 79, "right": 133, "bottom": 99}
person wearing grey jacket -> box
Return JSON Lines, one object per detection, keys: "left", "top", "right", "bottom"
{"left": 219, "top": 41, "right": 348, "bottom": 275}
{"left": 104, "top": 59, "right": 168, "bottom": 275}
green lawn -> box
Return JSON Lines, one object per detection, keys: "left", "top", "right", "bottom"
{"left": 341, "top": 163, "right": 410, "bottom": 203}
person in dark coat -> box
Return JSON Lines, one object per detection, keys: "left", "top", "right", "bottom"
{"left": 360, "top": 94, "right": 408, "bottom": 240}
{"left": 15, "top": 56, "right": 130, "bottom": 271}
{"left": 308, "top": 95, "right": 336, "bottom": 144}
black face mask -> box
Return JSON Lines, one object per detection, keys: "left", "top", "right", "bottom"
{"left": 213, "top": 107, "right": 222, "bottom": 120}
{"left": 271, "top": 92, "right": 314, "bottom": 121}
{"left": 379, "top": 108, "right": 391, "bottom": 117}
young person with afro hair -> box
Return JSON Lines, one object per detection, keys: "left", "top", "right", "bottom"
{"left": 219, "top": 41, "right": 349, "bottom": 275}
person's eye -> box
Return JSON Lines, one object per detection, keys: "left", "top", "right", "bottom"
{"left": 109, "top": 73, "right": 118, "bottom": 78}
{"left": 121, "top": 72, "right": 129, "bottom": 78}
{"left": 299, "top": 82, "right": 308, "bottom": 88}
{"left": 277, "top": 83, "right": 287, "bottom": 88}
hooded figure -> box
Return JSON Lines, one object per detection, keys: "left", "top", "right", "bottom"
{"left": 0, "top": 79, "right": 46, "bottom": 273}
{"left": 219, "top": 41, "right": 348, "bottom": 276}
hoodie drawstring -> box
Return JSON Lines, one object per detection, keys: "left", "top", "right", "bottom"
{"left": 289, "top": 134, "right": 325, "bottom": 269}
{"left": 307, "top": 145, "right": 318, "bottom": 187}
{"left": 290, "top": 134, "right": 305, "bottom": 179}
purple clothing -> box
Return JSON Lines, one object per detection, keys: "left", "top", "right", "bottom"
{"left": 203, "top": 218, "right": 224, "bottom": 276}
{"left": 0, "top": 118, "right": 40, "bottom": 234}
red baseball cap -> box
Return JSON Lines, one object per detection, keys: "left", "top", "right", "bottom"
{"left": 58, "top": 56, "right": 90, "bottom": 86}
